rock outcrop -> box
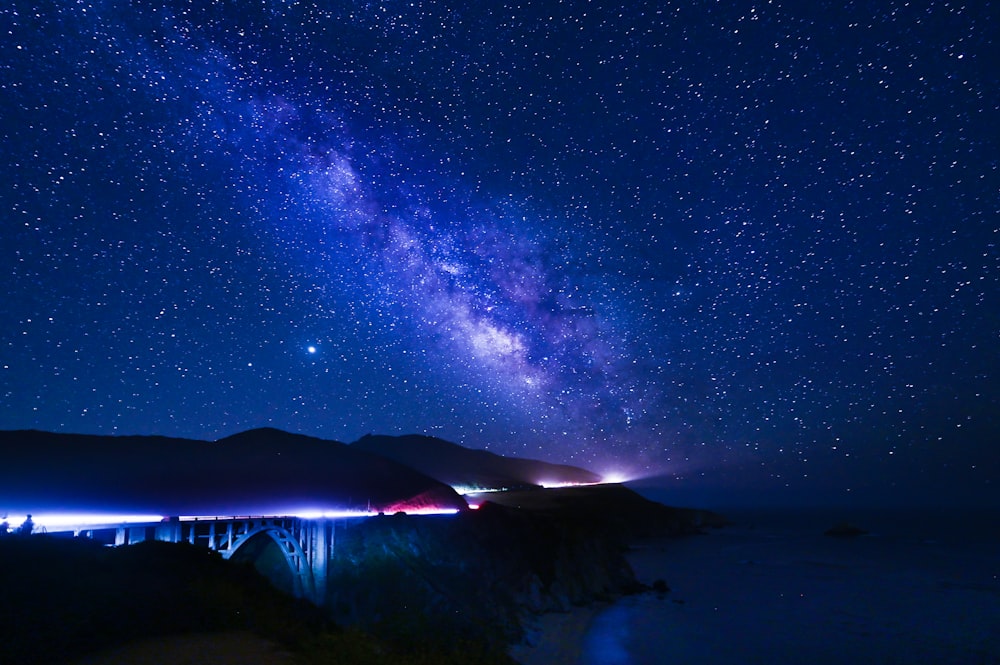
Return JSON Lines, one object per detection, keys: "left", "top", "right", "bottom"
{"left": 824, "top": 521, "right": 869, "bottom": 537}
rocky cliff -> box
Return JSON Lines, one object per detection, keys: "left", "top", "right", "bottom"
{"left": 320, "top": 485, "right": 718, "bottom": 652}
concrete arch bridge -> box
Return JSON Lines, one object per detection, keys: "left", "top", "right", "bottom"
{"left": 113, "top": 516, "right": 339, "bottom": 604}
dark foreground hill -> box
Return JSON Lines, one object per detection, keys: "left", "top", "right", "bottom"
{"left": 352, "top": 433, "right": 601, "bottom": 491}
{"left": 0, "top": 536, "right": 325, "bottom": 665}
{"left": 0, "top": 535, "right": 513, "bottom": 665}
{"left": 0, "top": 428, "right": 465, "bottom": 516}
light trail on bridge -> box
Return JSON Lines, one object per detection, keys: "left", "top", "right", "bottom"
{"left": 1, "top": 513, "right": 166, "bottom": 534}
{"left": 1, "top": 507, "right": 465, "bottom": 536}
{"left": 177, "top": 507, "right": 462, "bottom": 521}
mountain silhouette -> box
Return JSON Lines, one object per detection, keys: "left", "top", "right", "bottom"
{"left": 351, "top": 433, "right": 602, "bottom": 491}
{"left": 0, "top": 428, "right": 465, "bottom": 516}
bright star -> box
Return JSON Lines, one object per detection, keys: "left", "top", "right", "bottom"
{"left": 307, "top": 345, "right": 317, "bottom": 354}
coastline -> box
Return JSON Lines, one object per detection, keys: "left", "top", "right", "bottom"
{"left": 509, "top": 534, "right": 681, "bottom": 665}
{"left": 509, "top": 603, "right": 607, "bottom": 665}
{"left": 576, "top": 511, "right": 1000, "bottom": 665}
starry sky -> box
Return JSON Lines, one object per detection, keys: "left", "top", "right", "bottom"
{"left": 2, "top": 1, "right": 997, "bottom": 507}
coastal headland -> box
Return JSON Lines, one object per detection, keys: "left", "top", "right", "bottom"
{"left": 0, "top": 481, "right": 720, "bottom": 665}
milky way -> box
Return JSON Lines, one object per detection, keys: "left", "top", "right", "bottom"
{"left": 2, "top": 2, "right": 997, "bottom": 505}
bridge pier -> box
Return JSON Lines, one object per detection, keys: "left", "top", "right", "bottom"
{"left": 115, "top": 524, "right": 152, "bottom": 546}
{"left": 305, "top": 520, "right": 333, "bottom": 602}
{"left": 155, "top": 519, "right": 182, "bottom": 543}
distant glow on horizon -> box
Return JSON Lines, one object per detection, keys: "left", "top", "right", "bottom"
{"left": 538, "top": 471, "right": 639, "bottom": 488}
{"left": 458, "top": 474, "right": 642, "bottom": 493}
{"left": 2, "top": 513, "right": 165, "bottom": 532}
{"left": 451, "top": 485, "right": 509, "bottom": 496}
{"left": 597, "top": 471, "right": 635, "bottom": 485}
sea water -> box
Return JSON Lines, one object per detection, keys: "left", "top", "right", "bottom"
{"left": 581, "top": 507, "right": 1000, "bottom": 665}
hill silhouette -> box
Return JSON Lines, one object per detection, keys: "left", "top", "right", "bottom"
{"left": 0, "top": 428, "right": 465, "bottom": 516}
{"left": 351, "top": 433, "right": 601, "bottom": 491}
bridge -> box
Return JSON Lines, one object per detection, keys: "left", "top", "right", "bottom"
{"left": 6, "top": 509, "right": 459, "bottom": 605}
{"left": 114, "top": 516, "right": 337, "bottom": 603}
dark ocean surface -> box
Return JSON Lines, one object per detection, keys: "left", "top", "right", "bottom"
{"left": 581, "top": 498, "right": 1000, "bottom": 665}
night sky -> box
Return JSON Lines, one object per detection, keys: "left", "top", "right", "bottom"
{"left": 2, "top": 1, "right": 997, "bottom": 507}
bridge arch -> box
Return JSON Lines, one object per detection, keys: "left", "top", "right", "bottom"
{"left": 223, "top": 523, "right": 315, "bottom": 600}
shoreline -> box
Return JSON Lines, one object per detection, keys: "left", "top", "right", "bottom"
{"left": 508, "top": 602, "right": 607, "bottom": 665}
{"left": 577, "top": 515, "right": 1000, "bottom": 664}
{"left": 509, "top": 534, "right": 682, "bottom": 665}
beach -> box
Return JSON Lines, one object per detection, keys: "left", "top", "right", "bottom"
{"left": 518, "top": 509, "right": 1000, "bottom": 664}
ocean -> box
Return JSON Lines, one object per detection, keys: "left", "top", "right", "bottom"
{"left": 580, "top": 506, "right": 1000, "bottom": 664}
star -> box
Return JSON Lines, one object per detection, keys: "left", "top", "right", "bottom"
{"left": 0, "top": 0, "right": 994, "bottom": 507}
